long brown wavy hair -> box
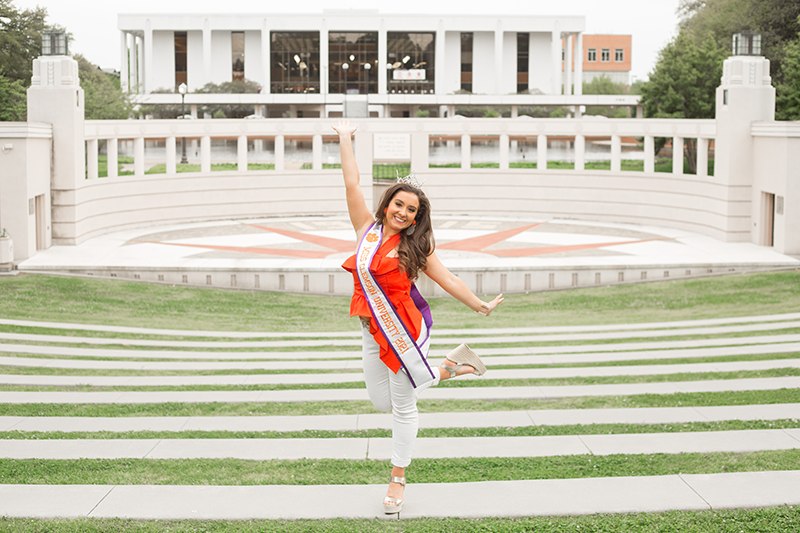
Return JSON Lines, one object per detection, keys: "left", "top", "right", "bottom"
{"left": 375, "top": 183, "right": 435, "bottom": 281}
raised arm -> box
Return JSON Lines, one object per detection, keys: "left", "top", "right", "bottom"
{"left": 423, "top": 252, "right": 504, "bottom": 315}
{"left": 332, "top": 119, "right": 374, "bottom": 235}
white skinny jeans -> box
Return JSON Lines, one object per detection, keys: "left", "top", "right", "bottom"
{"left": 361, "top": 323, "right": 440, "bottom": 468}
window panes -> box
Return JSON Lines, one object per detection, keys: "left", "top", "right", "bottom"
{"left": 601, "top": 48, "right": 610, "bottom": 62}
{"left": 329, "top": 32, "right": 378, "bottom": 95}
{"left": 387, "top": 32, "right": 435, "bottom": 95}
{"left": 461, "top": 32, "right": 473, "bottom": 92}
{"left": 587, "top": 48, "right": 596, "bottom": 62}
{"left": 517, "top": 33, "right": 529, "bottom": 93}
{"left": 271, "top": 32, "right": 320, "bottom": 94}
{"left": 615, "top": 48, "right": 624, "bottom": 62}
{"left": 174, "top": 32, "right": 187, "bottom": 88}
{"left": 232, "top": 32, "right": 244, "bottom": 82}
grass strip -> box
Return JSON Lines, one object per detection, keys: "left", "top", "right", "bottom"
{"left": 2, "top": 271, "right": 799, "bottom": 332}
{"left": 3, "top": 419, "right": 799, "bottom": 441}
{"left": 1, "top": 449, "right": 799, "bottom": 485}
{"left": 2, "top": 352, "right": 799, "bottom": 377}
{"left": 0, "top": 388, "right": 798, "bottom": 417}
{"left": 0, "top": 508, "right": 797, "bottom": 533}
{"left": 1, "top": 367, "right": 799, "bottom": 393}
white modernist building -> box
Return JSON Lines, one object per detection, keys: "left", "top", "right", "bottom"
{"left": 118, "top": 10, "right": 637, "bottom": 117}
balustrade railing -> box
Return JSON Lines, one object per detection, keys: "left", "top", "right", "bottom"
{"left": 84, "top": 118, "right": 716, "bottom": 180}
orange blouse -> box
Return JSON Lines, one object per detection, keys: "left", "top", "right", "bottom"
{"left": 342, "top": 233, "right": 422, "bottom": 374}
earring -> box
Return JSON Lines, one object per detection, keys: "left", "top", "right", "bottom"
{"left": 406, "top": 224, "right": 415, "bottom": 236}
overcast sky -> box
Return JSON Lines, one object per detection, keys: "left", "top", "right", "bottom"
{"left": 13, "top": 0, "right": 682, "bottom": 82}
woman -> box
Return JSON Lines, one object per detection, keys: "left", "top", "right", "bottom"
{"left": 334, "top": 119, "right": 504, "bottom": 514}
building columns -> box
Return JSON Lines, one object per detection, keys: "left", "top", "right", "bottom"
{"left": 565, "top": 34, "right": 573, "bottom": 96}
{"left": 574, "top": 32, "right": 583, "bottom": 96}
{"left": 378, "top": 24, "right": 387, "bottom": 95}
{"left": 261, "top": 20, "right": 270, "bottom": 94}
{"left": 551, "top": 28, "right": 561, "bottom": 95}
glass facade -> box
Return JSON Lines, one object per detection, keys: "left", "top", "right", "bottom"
{"left": 517, "top": 33, "right": 529, "bottom": 93}
{"left": 174, "top": 31, "right": 187, "bottom": 88}
{"left": 271, "top": 32, "right": 320, "bottom": 93}
{"left": 329, "top": 32, "right": 378, "bottom": 94}
{"left": 460, "top": 33, "right": 472, "bottom": 92}
{"left": 386, "top": 32, "right": 435, "bottom": 94}
{"left": 232, "top": 32, "right": 245, "bottom": 81}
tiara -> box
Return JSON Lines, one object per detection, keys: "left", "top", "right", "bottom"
{"left": 396, "top": 170, "right": 426, "bottom": 189}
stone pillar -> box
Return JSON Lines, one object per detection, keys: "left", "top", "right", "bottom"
{"left": 672, "top": 136, "right": 683, "bottom": 175}
{"left": 644, "top": 135, "right": 655, "bottom": 173}
{"left": 565, "top": 34, "right": 573, "bottom": 96}
{"left": 144, "top": 19, "right": 153, "bottom": 93}
{"left": 715, "top": 54, "right": 775, "bottom": 243}
{"left": 611, "top": 134, "right": 621, "bottom": 172}
{"left": 134, "top": 137, "right": 145, "bottom": 176}
{"left": 537, "top": 134, "right": 547, "bottom": 170}
{"left": 320, "top": 25, "right": 329, "bottom": 97}
{"left": 274, "top": 134, "right": 284, "bottom": 171}
{"left": 494, "top": 26, "right": 504, "bottom": 95}
{"left": 551, "top": 28, "right": 561, "bottom": 95}
{"left": 87, "top": 139, "right": 98, "bottom": 179}
{"left": 166, "top": 136, "right": 177, "bottom": 174}
{"left": 574, "top": 33, "right": 583, "bottom": 96}
{"left": 238, "top": 135, "right": 248, "bottom": 172}
{"left": 312, "top": 134, "right": 322, "bottom": 170}
{"left": 697, "top": 137, "right": 709, "bottom": 178}
{"left": 378, "top": 23, "right": 387, "bottom": 95}
{"left": 107, "top": 139, "right": 118, "bottom": 178}
{"left": 120, "top": 32, "right": 129, "bottom": 93}
{"left": 203, "top": 19, "right": 212, "bottom": 87}
{"left": 574, "top": 134, "right": 585, "bottom": 171}
{"left": 435, "top": 23, "right": 445, "bottom": 96}
{"left": 27, "top": 56, "right": 85, "bottom": 191}
{"left": 461, "top": 134, "right": 470, "bottom": 169}
{"left": 201, "top": 135, "right": 211, "bottom": 173}
{"left": 261, "top": 20, "right": 270, "bottom": 94}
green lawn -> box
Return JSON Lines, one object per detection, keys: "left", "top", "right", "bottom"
{"left": 0, "top": 507, "right": 797, "bottom": 533}
{"left": 0, "top": 271, "right": 798, "bottom": 332}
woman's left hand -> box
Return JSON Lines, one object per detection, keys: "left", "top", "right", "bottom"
{"left": 478, "top": 294, "right": 504, "bottom": 316}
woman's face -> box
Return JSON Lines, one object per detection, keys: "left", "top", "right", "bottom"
{"left": 385, "top": 191, "right": 420, "bottom": 233}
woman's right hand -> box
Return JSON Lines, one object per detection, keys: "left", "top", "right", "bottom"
{"left": 331, "top": 119, "right": 358, "bottom": 137}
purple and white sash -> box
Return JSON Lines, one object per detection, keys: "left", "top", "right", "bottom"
{"left": 357, "top": 222, "right": 435, "bottom": 388}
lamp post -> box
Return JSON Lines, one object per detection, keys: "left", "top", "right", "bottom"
{"left": 178, "top": 83, "right": 188, "bottom": 165}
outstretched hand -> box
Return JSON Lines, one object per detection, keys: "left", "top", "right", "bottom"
{"left": 331, "top": 119, "right": 358, "bottom": 137}
{"left": 478, "top": 294, "right": 504, "bottom": 316}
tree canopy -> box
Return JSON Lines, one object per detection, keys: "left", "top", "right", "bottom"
{"left": 75, "top": 54, "right": 131, "bottom": 120}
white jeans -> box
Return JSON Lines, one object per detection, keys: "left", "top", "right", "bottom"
{"left": 361, "top": 324, "right": 440, "bottom": 468}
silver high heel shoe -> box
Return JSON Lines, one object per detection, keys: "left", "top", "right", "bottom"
{"left": 383, "top": 476, "right": 405, "bottom": 514}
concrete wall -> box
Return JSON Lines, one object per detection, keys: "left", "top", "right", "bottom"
{"left": 152, "top": 30, "right": 175, "bottom": 91}
{"left": 244, "top": 30, "right": 262, "bottom": 85}
{"left": 0, "top": 123, "right": 53, "bottom": 260}
{"left": 472, "top": 32, "right": 495, "bottom": 95}
{"left": 751, "top": 123, "right": 800, "bottom": 255}
{"left": 529, "top": 32, "right": 552, "bottom": 94}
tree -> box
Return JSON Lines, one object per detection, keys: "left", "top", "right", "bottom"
{"left": 0, "top": 0, "right": 48, "bottom": 87}
{"left": 582, "top": 75, "right": 632, "bottom": 117}
{"left": 775, "top": 37, "right": 800, "bottom": 120}
{"left": 74, "top": 54, "right": 131, "bottom": 120}
{"left": 0, "top": 69, "right": 26, "bottom": 121}
{"left": 639, "top": 34, "right": 726, "bottom": 171}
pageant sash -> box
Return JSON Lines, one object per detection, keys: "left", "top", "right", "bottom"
{"left": 357, "top": 222, "right": 436, "bottom": 388}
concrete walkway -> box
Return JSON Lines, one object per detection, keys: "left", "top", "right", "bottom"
{"left": 3, "top": 337, "right": 800, "bottom": 363}
{"left": 2, "top": 429, "right": 798, "bottom": 460}
{"left": 3, "top": 358, "right": 799, "bottom": 386}
{"left": 2, "top": 471, "right": 799, "bottom": 519}
{"left": 1, "top": 376, "right": 799, "bottom": 404}
{"left": 4, "top": 311, "right": 800, "bottom": 338}
{"left": 3, "top": 404, "right": 799, "bottom": 433}
{"left": 4, "top": 320, "right": 799, "bottom": 348}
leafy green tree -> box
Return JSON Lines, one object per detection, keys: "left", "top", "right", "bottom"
{"left": 775, "top": 37, "right": 800, "bottom": 120}
{"left": 0, "top": 69, "right": 27, "bottom": 121}
{"left": 75, "top": 54, "right": 131, "bottom": 120}
{"left": 582, "top": 75, "right": 632, "bottom": 117}
{"left": 0, "top": 0, "right": 47, "bottom": 86}
{"left": 639, "top": 34, "right": 726, "bottom": 172}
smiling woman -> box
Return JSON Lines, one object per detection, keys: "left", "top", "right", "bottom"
{"left": 332, "top": 119, "right": 503, "bottom": 514}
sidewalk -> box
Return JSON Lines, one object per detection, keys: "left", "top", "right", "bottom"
{"left": 1, "top": 429, "right": 798, "bottom": 460}
{"left": 3, "top": 404, "right": 799, "bottom": 433}
{"left": 2, "top": 471, "right": 798, "bottom": 519}
{"left": 1, "top": 376, "right": 798, "bottom": 404}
